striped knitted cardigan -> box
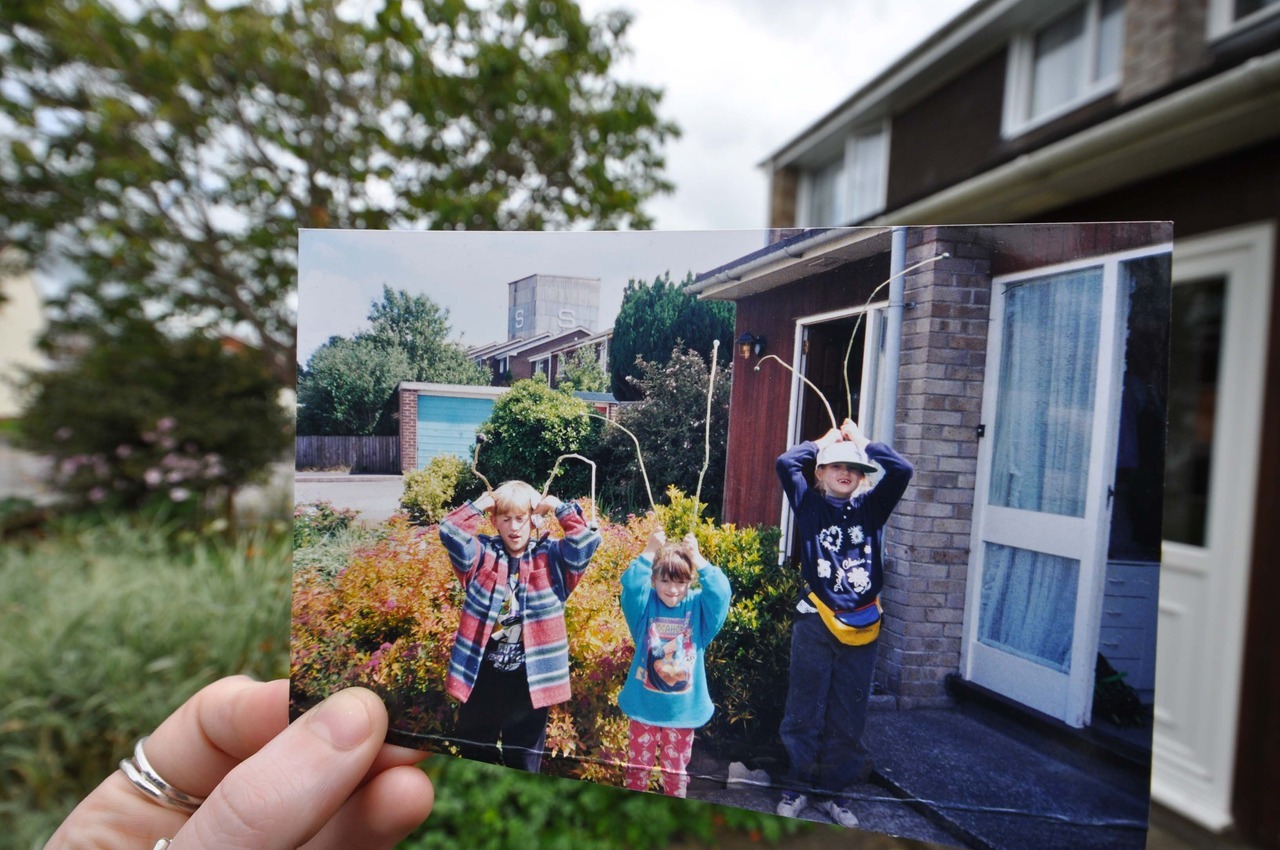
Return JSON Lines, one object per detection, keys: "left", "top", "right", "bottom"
{"left": 438, "top": 500, "right": 602, "bottom": 709}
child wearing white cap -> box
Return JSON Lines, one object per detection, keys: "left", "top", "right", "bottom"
{"left": 773, "top": 419, "right": 913, "bottom": 828}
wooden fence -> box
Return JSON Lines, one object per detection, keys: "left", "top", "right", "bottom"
{"left": 295, "top": 436, "right": 401, "bottom": 474}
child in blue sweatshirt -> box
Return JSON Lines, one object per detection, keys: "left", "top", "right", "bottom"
{"left": 618, "top": 529, "right": 731, "bottom": 797}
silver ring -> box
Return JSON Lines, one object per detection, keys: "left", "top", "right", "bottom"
{"left": 153, "top": 840, "right": 173, "bottom": 850}
{"left": 119, "top": 736, "right": 205, "bottom": 814}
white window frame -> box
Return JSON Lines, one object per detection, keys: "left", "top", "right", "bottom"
{"left": 797, "top": 120, "right": 890, "bottom": 226}
{"left": 1206, "top": 0, "right": 1280, "bottom": 40}
{"left": 1002, "top": 0, "right": 1126, "bottom": 138}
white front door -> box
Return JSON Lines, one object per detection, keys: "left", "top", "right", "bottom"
{"left": 1151, "top": 223, "right": 1273, "bottom": 830}
{"left": 963, "top": 258, "right": 1128, "bottom": 726}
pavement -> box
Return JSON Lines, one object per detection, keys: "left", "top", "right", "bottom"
{"left": 681, "top": 698, "right": 1158, "bottom": 850}
{"left": 293, "top": 471, "right": 405, "bottom": 524}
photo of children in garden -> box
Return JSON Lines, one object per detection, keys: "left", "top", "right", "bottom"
{"left": 291, "top": 223, "right": 1170, "bottom": 849}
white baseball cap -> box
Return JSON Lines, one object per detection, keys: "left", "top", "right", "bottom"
{"left": 816, "top": 441, "right": 877, "bottom": 473}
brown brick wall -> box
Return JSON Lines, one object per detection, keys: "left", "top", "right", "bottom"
{"left": 768, "top": 167, "right": 799, "bottom": 229}
{"left": 877, "top": 227, "right": 993, "bottom": 707}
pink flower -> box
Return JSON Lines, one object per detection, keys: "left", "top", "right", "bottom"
{"left": 169, "top": 487, "right": 191, "bottom": 502}
{"left": 88, "top": 487, "right": 108, "bottom": 503}
{"left": 55, "top": 427, "right": 73, "bottom": 441}
{"left": 156, "top": 417, "right": 177, "bottom": 432}
{"left": 144, "top": 468, "right": 163, "bottom": 487}
{"left": 115, "top": 444, "right": 134, "bottom": 458}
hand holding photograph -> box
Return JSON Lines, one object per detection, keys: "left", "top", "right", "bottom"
{"left": 291, "top": 223, "right": 1171, "bottom": 849}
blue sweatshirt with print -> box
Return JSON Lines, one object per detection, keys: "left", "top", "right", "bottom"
{"left": 617, "top": 555, "right": 732, "bottom": 728}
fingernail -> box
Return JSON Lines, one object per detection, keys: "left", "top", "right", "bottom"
{"left": 306, "top": 690, "right": 375, "bottom": 750}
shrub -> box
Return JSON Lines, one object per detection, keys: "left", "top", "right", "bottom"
{"left": 17, "top": 320, "right": 291, "bottom": 512}
{"left": 476, "top": 379, "right": 600, "bottom": 499}
{"left": 596, "top": 348, "right": 730, "bottom": 519}
{"left": 0, "top": 515, "right": 290, "bottom": 845}
{"left": 292, "top": 500, "right": 360, "bottom": 548}
{"left": 400, "top": 454, "right": 483, "bottom": 525}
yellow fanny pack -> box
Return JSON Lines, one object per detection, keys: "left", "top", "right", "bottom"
{"left": 807, "top": 593, "right": 882, "bottom": 646}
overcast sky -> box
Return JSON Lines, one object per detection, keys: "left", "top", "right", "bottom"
{"left": 298, "top": 0, "right": 976, "bottom": 359}
{"left": 576, "top": 0, "right": 976, "bottom": 231}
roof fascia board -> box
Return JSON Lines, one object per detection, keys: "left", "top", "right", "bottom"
{"left": 688, "top": 227, "right": 889, "bottom": 301}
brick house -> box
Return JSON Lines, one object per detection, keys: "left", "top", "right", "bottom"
{"left": 469, "top": 327, "right": 591, "bottom": 385}
{"left": 529, "top": 327, "right": 613, "bottom": 390}
{"left": 737, "top": 0, "right": 1279, "bottom": 843}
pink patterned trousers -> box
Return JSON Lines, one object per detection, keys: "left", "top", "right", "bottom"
{"left": 625, "top": 719, "right": 696, "bottom": 797}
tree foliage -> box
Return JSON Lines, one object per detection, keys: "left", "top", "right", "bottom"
{"left": 555, "top": 345, "right": 609, "bottom": 394}
{"left": 364, "top": 285, "right": 488, "bottom": 386}
{"left": 17, "top": 320, "right": 291, "bottom": 510}
{"left": 609, "top": 272, "right": 734, "bottom": 400}
{"left": 476, "top": 379, "right": 599, "bottom": 499}
{"left": 598, "top": 347, "right": 731, "bottom": 517}
{"left": 296, "top": 336, "right": 410, "bottom": 436}
{"left": 0, "top": 0, "right": 678, "bottom": 387}
{"left": 297, "top": 286, "right": 487, "bottom": 435}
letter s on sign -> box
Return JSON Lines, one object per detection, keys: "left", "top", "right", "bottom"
{"left": 514, "top": 309, "right": 524, "bottom": 328}
{"left": 559, "top": 308, "right": 576, "bottom": 328}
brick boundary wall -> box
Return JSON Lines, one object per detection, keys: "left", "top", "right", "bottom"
{"left": 876, "top": 227, "right": 993, "bottom": 708}
{"left": 399, "top": 388, "right": 418, "bottom": 473}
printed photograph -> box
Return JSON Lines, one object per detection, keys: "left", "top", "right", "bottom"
{"left": 290, "top": 223, "right": 1172, "bottom": 848}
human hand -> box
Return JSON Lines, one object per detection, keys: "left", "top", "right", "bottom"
{"left": 682, "top": 533, "right": 708, "bottom": 567}
{"left": 644, "top": 527, "right": 666, "bottom": 557}
{"left": 533, "top": 494, "right": 562, "bottom": 516}
{"left": 47, "top": 677, "right": 434, "bottom": 850}
{"left": 840, "top": 418, "right": 868, "bottom": 447}
{"left": 816, "top": 426, "right": 844, "bottom": 449}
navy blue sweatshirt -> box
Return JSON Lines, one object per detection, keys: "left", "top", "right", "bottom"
{"left": 776, "top": 441, "right": 913, "bottom": 613}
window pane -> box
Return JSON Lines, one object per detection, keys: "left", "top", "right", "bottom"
{"left": 1164, "top": 277, "right": 1225, "bottom": 547}
{"left": 1235, "top": 0, "right": 1280, "bottom": 20}
{"left": 989, "top": 267, "right": 1103, "bottom": 517}
{"left": 979, "top": 543, "right": 1079, "bottom": 672}
{"left": 808, "top": 157, "right": 844, "bottom": 225}
{"left": 1094, "top": 0, "right": 1125, "bottom": 82}
{"left": 847, "top": 128, "right": 886, "bottom": 222}
{"left": 1031, "top": 7, "right": 1086, "bottom": 118}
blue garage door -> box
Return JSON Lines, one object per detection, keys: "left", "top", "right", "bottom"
{"left": 417, "top": 395, "right": 496, "bottom": 468}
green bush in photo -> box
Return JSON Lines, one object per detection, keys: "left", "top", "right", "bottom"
{"left": 476, "top": 379, "right": 600, "bottom": 500}
{"left": 400, "top": 454, "right": 483, "bottom": 526}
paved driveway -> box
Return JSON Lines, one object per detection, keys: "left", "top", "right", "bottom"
{"left": 293, "top": 472, "right": 405, "bottom": 525}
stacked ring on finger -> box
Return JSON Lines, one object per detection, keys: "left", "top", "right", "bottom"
{"left": 119, "top": 736, "right": 206, "bottom": 814}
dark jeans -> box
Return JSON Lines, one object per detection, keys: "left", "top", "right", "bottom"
{"left": 778, "top": 613, "right": 879, "bottom": 796}
{"left": 452, "top": 658, "right": 549, "bottom": 773}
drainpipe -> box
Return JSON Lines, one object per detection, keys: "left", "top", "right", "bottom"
{"left": 877, "top": 227, "right": 907, "bottom": 444}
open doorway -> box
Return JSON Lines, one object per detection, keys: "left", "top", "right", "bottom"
{"left": 795, "top": 315, "right": 866, "bottom": 443}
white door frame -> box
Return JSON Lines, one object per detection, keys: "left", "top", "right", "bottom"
{"left": 1151, "top": 221, "right": 1274, "bottom": 830}
{"left": 776, "top": 302, "right": 887, "bottom": 563}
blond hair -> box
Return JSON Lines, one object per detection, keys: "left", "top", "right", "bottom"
{"left": 490, "top": 480, "right": 539, "bottom": 516}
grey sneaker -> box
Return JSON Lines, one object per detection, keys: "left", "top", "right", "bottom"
{"left": 776, "top": 791, "right": 809, "bottom": 818}
{"left": 821, "top": 797, "right": 860, "bottom": 828}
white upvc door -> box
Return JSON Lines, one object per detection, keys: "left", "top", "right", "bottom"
{"left": 1151, "top": 222, "right": 1273, "bottom": 831}
{"left": 963, "top": 255, "right": 1131, "bottom": 727}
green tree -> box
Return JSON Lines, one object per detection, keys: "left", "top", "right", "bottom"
{"left": 609, "top": 272, "right": 734, "bottom": 400}
{"left": 477, "top": 379, "right": 599, "bottom": 499}
{"left": 17, "top": 320, "right": 291, "bottom": 510}
{"left": 296, "top": 336, "right": 410, "bottom": 436}
{"left": 364, "top": 285, "right": 488, "bottom": 385}
{"left": 555, "top": 346, "right": 609, "bottom": 394}
{"left": 598, "top": 347, "right": 731, "bottom": 517}
{"left": 0, "top": 0, "right": 678, "bottom": 387}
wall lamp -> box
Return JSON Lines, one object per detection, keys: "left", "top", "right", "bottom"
{"left": 737, "top": 331, "right": 766, "bottom": 360}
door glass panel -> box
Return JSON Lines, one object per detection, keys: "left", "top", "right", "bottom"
{"left": 1164, "top": 277, "right": 1225, "bottom": 546}
{"left": 979, "top": 542, "right": 1079, "bottom": 672}
{"left": 989, "top": 266, "right": 1103, "bottom": 516}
